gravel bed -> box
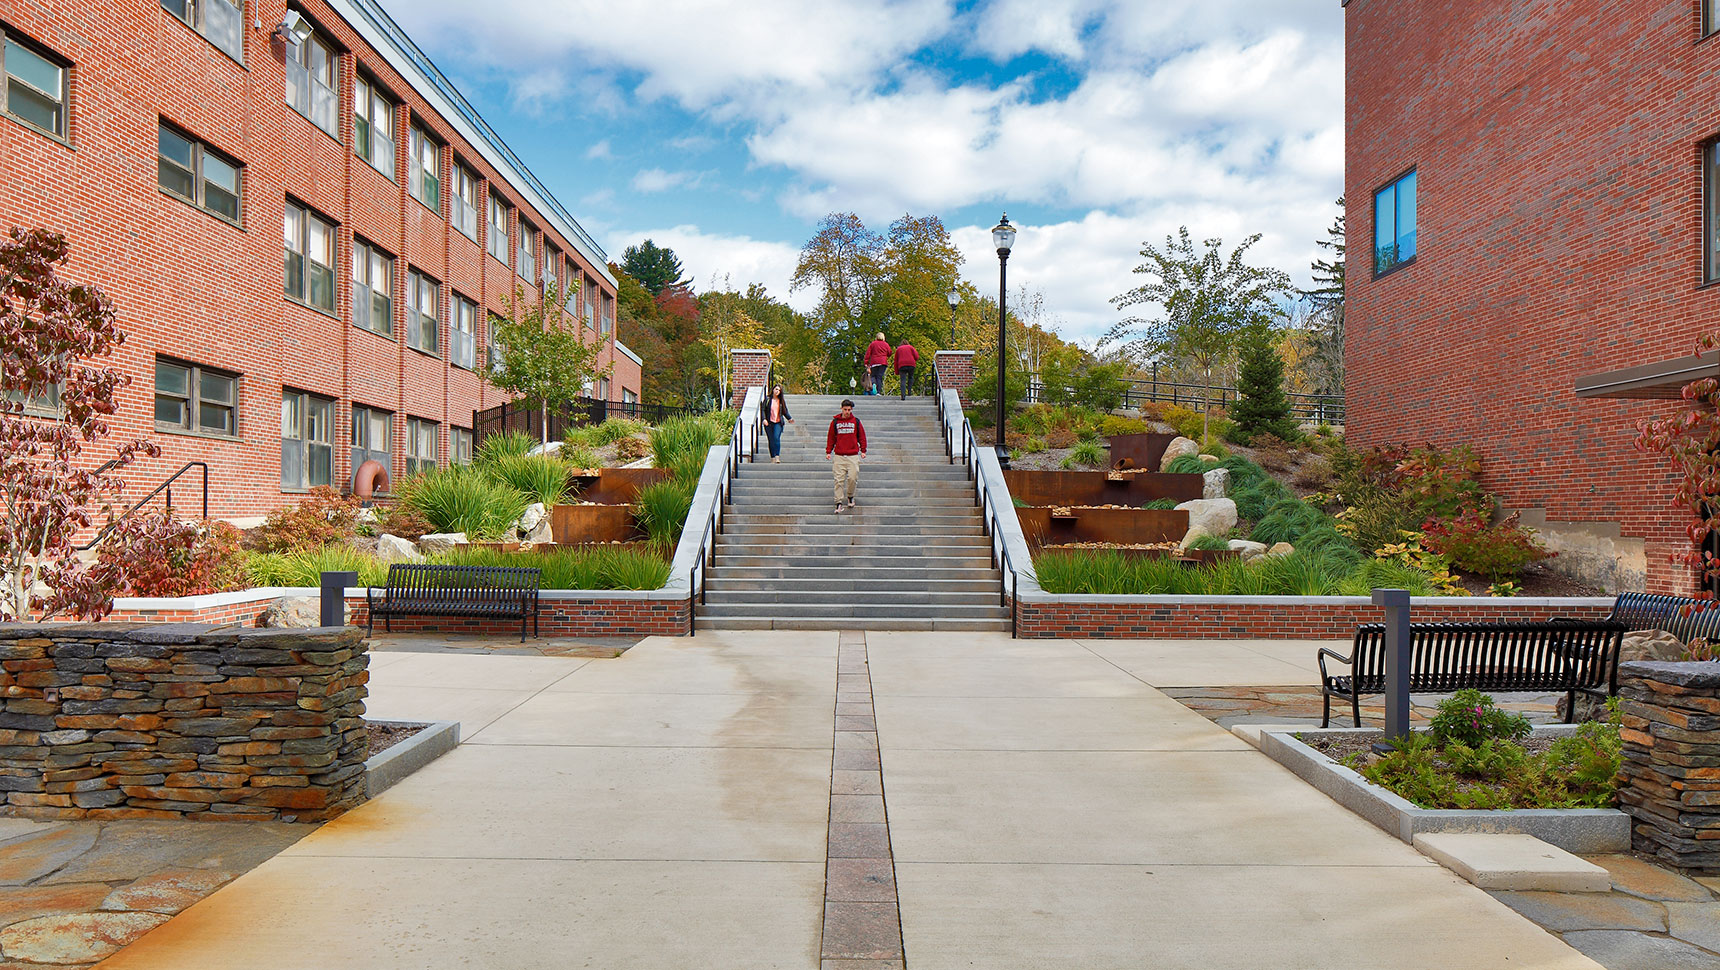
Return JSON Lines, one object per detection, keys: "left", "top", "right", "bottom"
{"left": 367, "top": 721, "right": 429, "bottom": 757}
{"left": 1297, "top": 729, "right": 1560, "bottom": 764}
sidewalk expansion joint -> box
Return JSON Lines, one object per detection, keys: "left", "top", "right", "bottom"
{"left": 821, "top": 630, "right": 907, "bottom": 970}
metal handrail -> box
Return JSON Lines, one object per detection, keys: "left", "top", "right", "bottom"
{"left": 689, "top": 393, "right": 763, "bottom": 633}
{"left": 75, "top": 461, "right": 209, "bottom": 551}
{"left": 939, "top": 386, "right": 1019, "bottom": 637}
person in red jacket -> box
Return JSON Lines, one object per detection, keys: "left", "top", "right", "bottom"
{"left": 893, "top": 341, "right": 920, "bottom": 399}
{"left": 864, "top": 333, "right": 891, "bottom": 396}
{"left": 825, "top": 399, "right": 867, "bottom": 512}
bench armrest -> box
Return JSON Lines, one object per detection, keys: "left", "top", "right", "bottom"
{"left": 1316, "top": 644, "right": 1353, "bottom": 681}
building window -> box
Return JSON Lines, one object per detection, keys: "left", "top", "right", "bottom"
{"left": 452, "top": 295, "right": 477, "bottom": 369}
{"left": 155, "top": 357, "right": 237, "bottom": 437}
{"left": 285, "top": 29, "right": 338, "bottom": 137}
{"left": 157, "top": 122, "right": 242, "bottom": 225}
{"left": 409, "top": 125, "right": 440, "bottom": 213}
{"left": 452, "top": 165, "right": 479, "bottom": 240}
{"left": 1373, "top": 169, "right": 1417, "bottom": 276}
{"left": 1, "top": 28, "right": 68, "bottom": 139}
{"left": 595, "top": 378, "right": 610, "bottom": 401}
{"left": 283, "top": 201, "right": 336, "bottom": 313}
{"left": 281, "top": 389, "right": 333, "bottom": 489}
{"left": 486, "top": 318, "right": 502, "bottom": 374}
{"left": 600, "top": 295, "right": 613, "bottom": 337}
{"left": 5, "top": 384, "right": 62, "bottom": 416}
{"left": 405, "top": 417, "right": 438, "bottom": 476}
{"left": 518, "top": 223, "right": 537, "bottom": 284}
{"left": 622, "top": 388, "right": 638, "bottom": 407}
{"left": 160, "top": 0, "right": 244, "bottom": 63}
{"left": 351, "top": 238, "right": 394, "bottom": 337}
{"left": 450, "top": 427, "right": 473, "bottom": 466}
{"left": 487, "top": 196, "right": 510, "bottom": 262}
{"left": 1709, "top": 1, "right": 1720, "bottom": 37}
{"left": 351, "top": 405, "right": 391, "bottom": 486}
{"left": 407, "top": 269, "right": 440, "bottom": 356}
{"left": 354, "top": 76, "right": 395, "bottom": 179}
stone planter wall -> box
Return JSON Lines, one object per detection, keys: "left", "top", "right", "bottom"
{"left": 1618, "top": 660, "right": 1720, "bottom": 873}
{"left": 0, "top": 623, "right": 369, "bottom": 823}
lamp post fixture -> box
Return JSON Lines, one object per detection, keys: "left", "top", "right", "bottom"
{"left": 945, "top": 286, "right": 960, "bottom": 348}
{"left": 991, "top": 214, "right": 1017, "bottom": 469}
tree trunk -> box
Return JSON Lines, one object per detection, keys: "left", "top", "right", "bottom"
{"left": 540, "top": 401, "right": 549, "bottom": 447}
{"left": 1202, "top": 364, "right": 1212, "bottom": 445}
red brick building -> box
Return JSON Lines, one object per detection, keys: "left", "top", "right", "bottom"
{"left": 1344, "top": 0, "right": 1720, "bottom": 593}
{"left": 0, "top": 0, "right": 641, "bottom": 521}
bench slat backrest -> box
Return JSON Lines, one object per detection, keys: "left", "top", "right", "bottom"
{"left": 383, "top": 563, "right": 542, "bottom": 608}
{"left": 1350, "top": 621, "right": 1622, "bottom": 693}
{"left": 1609, "top": 592, "right": 1720, "bottom": 643}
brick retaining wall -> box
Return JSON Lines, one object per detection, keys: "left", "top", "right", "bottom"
{"left": 0, "top": 623, "right": 368, "bottom": 823}
{"left": 1618, "top": 661, "right": 1720, "bottom": 874}
{"left": 1013, "top": 597, "right": 1614, "bottom": 639}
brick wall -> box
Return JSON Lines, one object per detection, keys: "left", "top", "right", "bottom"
{"left": 1617, "top": 660, "right": 1720, "bottom": 873}
{"left": 934, "top": 351, "right": 975, "bottom": 406}
{"left": 0, "top": 623, "right": 368, "bottom": 822}
{"left": 0, "top": 2, "right": 618, "bottom": 521}
{"left": 1014, "top": 597, "right": 1613, "bottom": 639}
{"left": 730, "top": 350, "right": 772, "bottom": 407}
{"left": 1344, "top": 0, "right": 1715, "bottom": 593}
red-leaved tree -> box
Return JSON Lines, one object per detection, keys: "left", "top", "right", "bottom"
{"left": 1636, "top": 332, "right": 1720, "bottom": 600}
{"left": 0, "top": 228, "right": 159, "bottom": 621}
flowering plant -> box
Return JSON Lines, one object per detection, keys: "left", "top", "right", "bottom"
{"left": 1428, "top": 689, "right": 1532, "bottom": 749}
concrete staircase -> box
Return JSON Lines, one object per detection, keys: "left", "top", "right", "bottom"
{"left": 698, "top": 393, "right": 1010, "bottom": 631}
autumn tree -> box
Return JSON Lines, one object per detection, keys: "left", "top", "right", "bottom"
{"left": 1107, "top": 228, "right": 1292, "bottom": 442}
{"left": 1299, "top": 198, "right": 1346, "bottom": 396}
{"left": 1637, "top": 331, "right": 1720, "bottom": 597}
{"left": 698, "top": 280, "right": 774, "bottom": 405}
{"left": 621, "top": 239, "right": 688, "bottom": 296}
{"left": 0, "top": 228, "right": 160, "bottom": 621}
{"left": 490, "top": 280, "right": 612, "bottom": 444}
{"left": 1231, "top": 329, "right": 1299, "bottom": 444}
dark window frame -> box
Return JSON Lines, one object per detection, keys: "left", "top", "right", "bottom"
{"left": 450, "top": 427, "right": 473, "bottom": 466}
{"left": 157, "top": 121, "right": 244, "bottom": 227}
{"left": 281, "top": 387, "right": 334, "bottom": 490}
{"left": 1706, "top": 141, "right": 1720, "bottom": 284}
{"left": 154, "top": 356, "right": 240, "bottom": 439}
{"left": 408, "top": 123, "right": 442, "bottom": 214}
{"left": 284, "top": 26, "right": 339, "bottom": 139}
{"left": 0, "top": 24, "right": 70, "bottom": 142}
{"left": 353, "top": 74, "right": 396, "bottom": 180}
{"left": 284, "top": 199, "right": 337, "bottom": 315}
{"left": 406, "top": 268, "right": 441, "bottom": 357}
{"left": 351, "top": 237, "right": 395, "bottom": 338}
{"left": 351, "top": 403, "right": 393, "bottom": 491}
{"left": 160, "top": 0, "right": 245, "bottom": 64}
{"left": 451, "top": 293, "right": 478, "bottom": 370}
{"left": 405, "top": 416, "right": 438, "bottom": 476}
{"left": 1372, "top": 167, "right": 1418, "bottom": 278}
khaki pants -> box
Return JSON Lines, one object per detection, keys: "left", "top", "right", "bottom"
{"left": 832, "top": 453, "right": 861, "bottom": 504}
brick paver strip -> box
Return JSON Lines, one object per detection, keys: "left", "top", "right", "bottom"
{"left": 822, "top": 631, "right": 906, "bottom": 969}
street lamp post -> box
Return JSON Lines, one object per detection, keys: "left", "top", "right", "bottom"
{"left": 991, "top": 214, "right": 1017, "bottom": 469}
{"left": 945, "top": 286, "right": 960, "bottom": 348}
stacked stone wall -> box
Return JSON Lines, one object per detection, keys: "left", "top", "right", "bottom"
{"left": 1618, "top": 660, "right": 1720, "bottom": 873}
{"left": 0, "top": 623, "right": 369, "bottom": 823}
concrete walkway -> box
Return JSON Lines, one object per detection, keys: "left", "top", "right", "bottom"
{"left": 97, "top": 633, "right": 1602, "bottom": 969}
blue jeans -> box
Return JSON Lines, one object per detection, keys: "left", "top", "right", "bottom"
{"left": 869, "top": 364, "right": 887, "bottom": 394}
{"left": 765, "top": 421, "right": 784, "bottom": 457}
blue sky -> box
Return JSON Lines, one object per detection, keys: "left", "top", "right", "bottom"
{"left": 381, "top": 0, "right": 1344, "bottom": 344}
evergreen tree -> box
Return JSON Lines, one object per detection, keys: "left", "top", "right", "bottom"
{"left": 621, "top": 239, "right": 688, "bottom": 296}
{"left": 1230, "top": 330, "right": 1298, "bottom": 444}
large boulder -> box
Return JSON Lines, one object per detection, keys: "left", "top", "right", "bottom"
{"left": 374, "top": 533, "right": 423, "bottom": 564}
{"left": 1202, "top": 468, "right": 1230, "bottom": 500}
{"left": 1265, "top": 542, "right": 1295, "bottom": 559}
{"left": 257, "top": 597, "right": 348, "bottom": 628}
{"left": 417, "top": 532, "right": 468, "bottom": 556}
{"left": 1228, "top": 539, "right": 1268, "bottom": 562}
{"left": 1620, "top": 629, "right": 1687, "bottom": 664}
{"left": 1175, "top": 498, "right": 1238, "bottom": 547}
{"left": 1159, "top": 437, "right": 1200, "bottom": 471}
{"left": 514, "top": 503, "right": 553, "bottom": 545}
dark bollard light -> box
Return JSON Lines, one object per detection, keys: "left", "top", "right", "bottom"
{"left": 321, "top": 571, "right": 358, "bottom": 628}
{"left": 1371, "top": 587, "right": 1412, "bottom": 752}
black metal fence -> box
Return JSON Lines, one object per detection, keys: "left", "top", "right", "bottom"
{"left": 472, "top": 397, "right": 706, "bottom": 448}
{"left": 1025, "top": 377, "right": 1344, "bottom": 424}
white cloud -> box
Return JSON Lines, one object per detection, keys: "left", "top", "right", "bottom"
{"left": 629, "top": 168, "right": 706, "bottom": 193}
{"left": 585, "top": 139, "right": 613, "bottom": 160}
{"left": 605, "top": 225, "right": 813, "bottom": 311}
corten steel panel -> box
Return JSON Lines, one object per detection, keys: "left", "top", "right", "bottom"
{"left": 1015, "top": 507, "right": 1189, "bottom": 548}
{"left": 1003, "top": 470, "right": 1204, "bottom": 507}
{"left": 1105, "top": 432, "right": 1180, "bottom": 472}
{"left": 549, "top": 503, "right": 637, "bottom": 544}
{"left": 573, "top": 468, "right": 671, "bottom": 507}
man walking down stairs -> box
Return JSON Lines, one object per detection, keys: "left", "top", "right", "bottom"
{"left": 826, "top": 399, "right": 866, "bottom": 514}
{"left": 700, "top": 393, "right": 1010, "bottom": 631}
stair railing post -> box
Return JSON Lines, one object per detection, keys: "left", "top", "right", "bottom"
{"left": 1372, "top": 588, "right": 1412, "bottom": 746}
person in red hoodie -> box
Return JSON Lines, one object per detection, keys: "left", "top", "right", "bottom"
{"left": 893, "top": 340, "right": 920, "bottom": 399}
{"left": 864, "top": 333, "right": 891, "bottom": 396}
{"left": 825, "top": 399, "right": 867, "bottom": 513}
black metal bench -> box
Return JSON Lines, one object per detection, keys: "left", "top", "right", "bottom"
{"left": 366, "top": 564, "right": 542, "bottom": 642}
{"left": 1602, "top": 591, "right": 1720, "bottom": 643}
{"left": 1317, "top": 621, "right": 1625, "bottom": 728}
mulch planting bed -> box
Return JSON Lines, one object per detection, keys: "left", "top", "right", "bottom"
{"left": 366, "top": 721, "right": 429, "bottom": 757}
{"left": 1297, "top": 729, "right": 1561, "bottom": 764}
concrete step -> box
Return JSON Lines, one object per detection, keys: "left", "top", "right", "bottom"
{"left": 713, "top": 543, "right": 994, "bottom": 558}
{"left": 702, "top": 577, "right": 1000, "bottom": 593}
{"left": 708, "top": 589, "right": 1006, "bottom": 606}
{"left": 724, "top": 513, "right": 982, "bottom": 525}
{"left": 697, "top": 602, "right": 1009, "bottom": 620}
{"left": 693, "top": 616, "right": 1011, "bottom": 632}
{"left": 712, "top": 554, "right": 995, "bottom": 569}
{"left": 729, "top": 496, "right": 979, "bottom": 508}
{"left": 708, "top": 564, "right": 1002, "bottom": 581}
{"left": 722, "top": 524, "right": 986, "bottom": 538}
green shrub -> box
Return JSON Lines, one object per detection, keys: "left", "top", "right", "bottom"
{"left": 1072, "top": 362, "right": 1128, "bottom": 412}
{"left": 633, "top": 480, "right": 695, "bottom": 545}
{"left": 1334, "top": 558, "right": 1441, "bottom": 597}
{"left": 1021, "top": 436, "right": 1046, "bottom": 454}
{"left": 1186, "top": 533, "right": 1230, "bottom": 552}
{"left": 591, "top": 417, "right": 648, "bottom": 445}
{"left": 563, "top": 446, "right": 601, "bottom": 471}
{"left": 1061, "top": 440, "right": 1105, "bottom": 468}
{"left": 1144, "top": 498, "right": 1178, "bottom": 510}
{"left": 1428, "top": 689, "right": 1533, "bottom": 749}
{"left": 1250, "top": 498, "right": 1329, "bottom": 546}
{"left": 435, "top": 545, "right": 670, "bottom": 590}
{"left": 1421, "top": 510, "right": 1554, "bottom": 581}
{"left": 243, "top": 546, "right": 389, "bottom": 588}
{"left": 251, "top": 486, "right": 362, "bottom": 553}
{"left": 1163, "top": 454, "right": 1219, "bottom": 476}
{"left": 1229, "top": 332, "right": 1299, "bottom": 444}
{"left": 483, "top": 454, "right": 570, "bottom": 506}
{"left": 1098, "top": 415, "right": 1148, "bottom": 438}
{"left": 652, "top": 414, "right": 727, "bottom": 474}
{"left": 475, "top": 430, "right": 537, "bottom": 466}
{"left": 398, "top": 467, "right": 528, "bottom": 539}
